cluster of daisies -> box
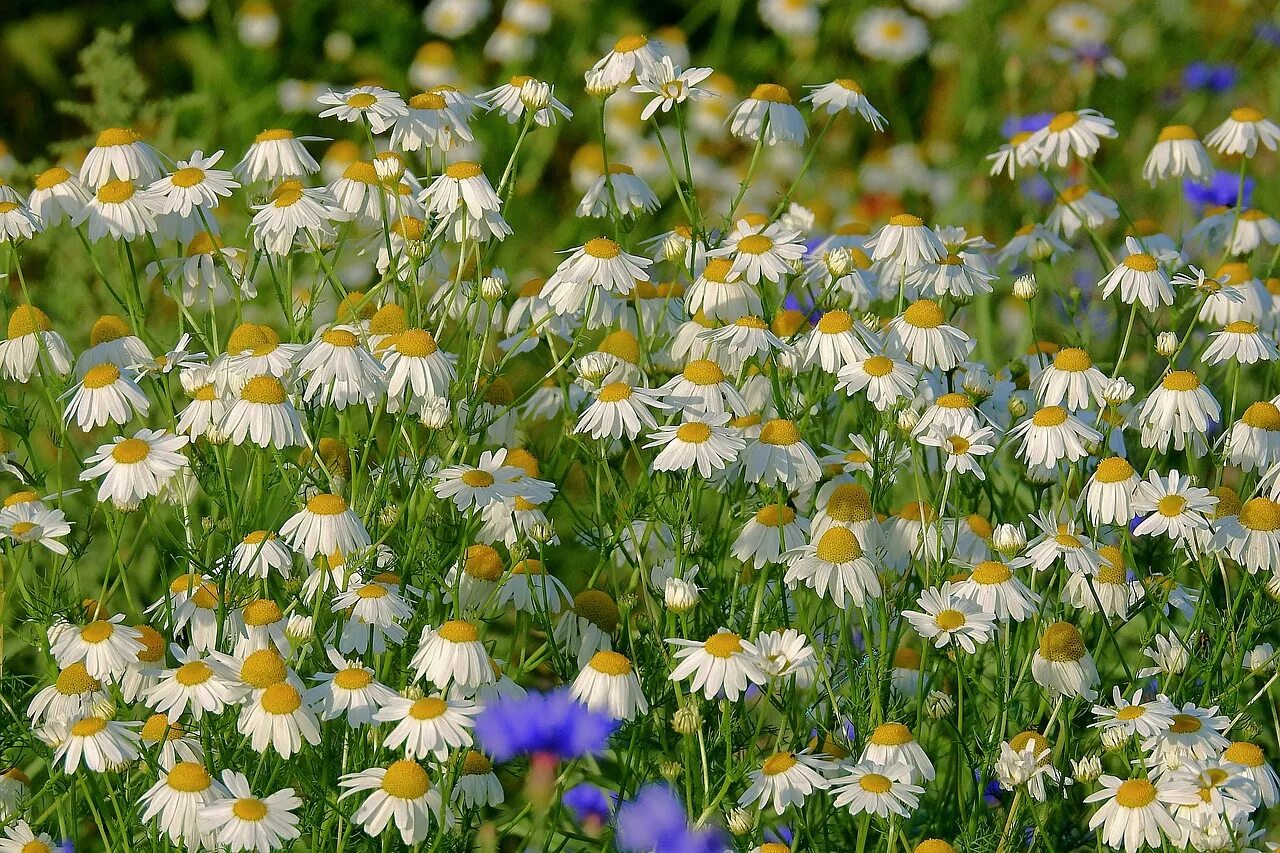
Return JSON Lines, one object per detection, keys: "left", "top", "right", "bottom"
{"left": 1, "top": 16, "right": 1280, "bottom": 853}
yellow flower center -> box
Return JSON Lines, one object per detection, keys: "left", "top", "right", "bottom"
{"left": 241, "top": 376, "right": 287, "bottom": 405}
{"left": 870, "top": 722, "right": 913, "bottom": 746}
{"left": 759, "top": 419, "right": 801, "bottom": 446}
{"left": 7, "top": 305, "right": 52, "bottom": 338}
{"left": 409, "top": 697, "right": 448, "bottom": 720}
{"left": 96, "top": 180, "right": 136, "bottom": 204}
{"left": 590, "top": 651, "right": 632, "bottom": 676}
{"left": 737, "top": 234, "right": 773, "bottom": 255}
{"left": 584, "top": 237, "right": 621, "bottom": 259}
{"left": 1047, "top": 111, "right": 1079, "bottom": 132}
{"left": 756, "top": 504, "right": 796, "bottom": 527}
{"left": 1053, "top": 348, "right": 1092, "bottom": 372}
{"left": 1094, "top": 457, "right": 1135, "bottom": 483}
{"left": 676, "top": 422, "right": 712, "bottom": 444}
{"left": 71, "top": 716, "right": 108, "bottom": 737}
{"left": 826, "top": 484, "right": 872, "bottom": 522}
{"left": 1224, "top": 741, "right": 1264, "bottom": 768}
{"left": 96, "top": 128, "right": 139, "bottom": 147}
{"left": 704, "top": 632, "right": 743, "bottom": 658}
{"left": 111, "top": 438, "right": 151, "bottom": 464}
{"left": 242, "top": 650, "right": 287, "bottom": 688}
{"left": 903, "top": 300, "right": 944, "bottom": 329}
{"left": 972, "top": 561, "right": 1012, "bottom": 584}
{"left": 461, "top": 470, "right": 496, "bottom": 488}
{"left": 80, "top": 621, "right": 115, "bottom": 644}
{"left": 1242, "top": 401, "right": 1280, "bottom": 430}
{"left": 862, "top": 355, "right": 894, "bottom": 377}
{"left": 260, "top": 683, "right": 302, "bottom": 715}
{"left": 381, "top": 760, "right": 430, "bottom": 799}
{"left": 598, "top": 382, "right": 633, "bottom": 403}
{"left": 889, "top": 214, "right": 923, "bottom": 227}
{"left": 815, "top": 527, "right": 863, "bottom": 563}
{"left": 167, "top": 762, "right": 211, "bottom": 793}
{"left": 233, "top": 798, "right": 269, "bottom": 822}
{"left": 1157, "top": 495, "right": 1187, "bottom": 517}
{"left": 34, "top": 166, "right": 72, "bottom": 190}
{"left": 1032, "top": 406, "right": 1069, "bottom": 427}
{"left": 934, "top": 609, "right": 966, "bottom": 631}
{"left": 613, "top": 34, "right": 648, "bottom": 52}
{"left": 762, "top": 752, "right": 797, "bottom": 775}
{"left": 1038, "top": 622, "right": 1085, "bottom": 662}
{"left": 346, "top": 93, "right": 378, "bottom": 109}
{"left": 83, "top": 363, "right": 122, "bottom": 390}
{"left": 175, "top": 661, "right": 213, "bottom": 686}
{"left": 1240, "top": 497, "right": 1280, "bottom": 532}
{"left": 817, "top": 310, "right": 853, "bottom": 335}
{"left": 306, "top": 494, "right": 348, "bottom": 515}
{"left": 859, "top": 773, "right": 892, "bottom": 794}
{"left": 437, "top": 620, "right": 479, "bottom": 643}
{"left": 749, "top": 83, "right": 792, "bottom": 103}
{"left": 683, "top": 359, "right": 725, "bottom": 386}
{"left": 1158, "top": 124, "right": 1197, "bottom": 142}
{"left": 1231, "top": 107, "right": 1265, "bottom": 123}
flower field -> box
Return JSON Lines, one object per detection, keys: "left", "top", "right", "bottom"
{"left": 0, "top": 0, "right": 1278, "bottom": 851}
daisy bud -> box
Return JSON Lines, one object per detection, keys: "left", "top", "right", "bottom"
{"left": 520, "top": 80, "right": 553, "bottom": 110}
{"left": 672, "top": 705, "right": 701, "bottom": 735}
{"left": 419, "top": 396, "right": 451, "bottom": 429}
{"left": 400, "top": 684, "right": 426, "bottom": 701}
{"left": 1007, "top": 395, "right": 1028, "bottom": 419}
{"left": 373, "top": 153, "right": 406, "bottom": 183}
{"left": 1071, "top": 755, "right": 1102, "bottom": 783}
{"left": 1100, "top": 727, "right": 1128, "bottom": 750}
{"left": 528, "top": 522, "right": 558, "bottom": 543}
{"left": 584, "top": 75, "right": 618, "bottom": 99}
{"left": 90, "top": 695, "right": 118, "bottom": 720}
{"left": 404, "top": 238, "right": 430, "bottom": 261}
{"left": 284, "top": 614, "right": 314, "bottom": 644}
{"left": 201, "top": 516, "right": 215, "bottom": 532}
{"left": 896, "top": 406, "right": 921, "bottom": 433}
{"left": 664, "top": 576, "right": 700, "bottom": 613}
{"left": 961, "top": 366, "right": 993, "bottom": 400}
{"left": 1013, "top": 274, "right": 1038, "bottom": 300}
{"left": 1102, "top": 377, "right": 1135, "bottom": 405}
{"left": 659, "top": 760, "right": 682, "bottom": 782}
{"left": 825, "top": 247, "right": 853, "bottom": 277}
{"left": 481, "top": 276, "right": 507, "bottom": 302}
{"left": 378, "top": 503, "right": 400, "bottom": 528}
{"left": 726, "top": 808, "right": 755, "bottom": 836}
{"left": 1247, "top": 643, "right": 1276, "bottom": 673}
{"left": 992, "top": 523, "right": 1026, "bottom": 557}
{"left": 925, "top": 689, "right": 955, "bottom": 719}
{"left": 1155, "top": 331, "right": 1178, "bottom": 358}
{"left": 861, "top": 311, "right": 882, "bottom": 330}
{"left": 661, "top": 233, "right": 687, "bottom": 262}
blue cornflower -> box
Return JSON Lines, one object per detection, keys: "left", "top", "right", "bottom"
{"left": 1001, "top": 113, "right": 1054, "bottom": 138}
{"left": 473, "top": 688, "right": 618, "bottom": 762}
{"left": 1184, "top": 170, "right": 1254, "bottom": 210}
{"left": 1183, "top": 62, "right": 1237, "bottom": 93}
{"left": 564, "top": 783, "right": 615, "bottom": 827}
{"left": 616, "top": 785, "right": 728, "bottom": 853}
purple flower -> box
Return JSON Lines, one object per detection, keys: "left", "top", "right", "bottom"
{"left": 1001, "top": 112, "right": 1054, "bottom": 137}
{"left": 616, "top": 785, "right": 728, "bottom": 853}
{"left": 1184, "top": 170, "right": 1254, "bottom": 211}
{"left": 1020, "top": 175, "right": 1055, "bottom": 207}
{"left": 1183, "top": 62, "right": 1237, "bottom": 93}
{"left": 564, "top": 783, "right": 615, "bottom": 826}
{"left": 474, "top": 688, "right": 618, "bottom": 762}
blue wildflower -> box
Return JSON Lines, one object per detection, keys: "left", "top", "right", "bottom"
{"left": 1184, "top": 170, "right": 1254, "bottom": 210}
{"left": 1183, "top": 62, "right": 1237, "bottom": 93}
{"left": 564, "top": 783, "right": 615, "bottom": 827}
{"left": 616, "top": 785, "right": 728, "bottom": 853}
{"left": 473, "top": 688, "right": 618, "bottom": 762}
{"left": 1001, "top": 113, "right": 1054, "bottom": 138}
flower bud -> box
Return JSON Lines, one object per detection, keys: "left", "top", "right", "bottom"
{"left": 285, "top": 614, "right": 314, "bottom": 644}
{"left": 419, "top": 396, "right": 451, "bottom": 429}
{"left": 962, "top": 366, "right": 994, "bottom": 400}
{"left": 659, "top": 760, "right": 682, "bottom": 782}
{"left": 992, "top": 523, "right": 1026, "bottom": 557}
{"left": 726, "top": 808, "right": 755, "bottom": 836}
{"left": 824, "top": 247, "right": 853, "bottom": 277}
{"left": 1100, "top": 727, "right": 1129, "bottom": 750}
{"left": 1013, "top": 274, "right": 1038, "bottom": 300}
{"left": 1007, "top": 395, "right": 1028, "bottom": 419}
{"left": 1155, "top": 332, "right": 1178, "bottom": 358}
{"left": 1247, "top": 643, "right": 1276, "bottom": 674}
{"left": 481, "top": 276, "right": 507, "bottom": 302}
{"left": 664, "top": 577, "right": 700, "bottom": 613}
{"left": 661, "top": 232, "right": 688, "bottom": 263}
{"left": 528, "top": 522, "right": 558, "bottom": 544}
{"left": 896, "top": 406, "right": 921, "bottom": 433}
{"left": 1103, "top": 377, "right": 1135, "bottom": 406}
{"left": 1071, "top": 754, "right": 1102, "bottom": 783}
{"left": 672, "top": 705, "right": 702, "bottom": 735}
{"left": 378, "top": 504, "right": 401, "bottom": 528}
{"left": 520, "top": 79, "right": 553, "bottom": 110}
{"left": 405, "top": 239, "right": 430, "bottom": 261}
{"left": 925, "top": 689, "right": 955, "bottom": 719}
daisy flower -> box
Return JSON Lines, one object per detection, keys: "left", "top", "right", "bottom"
{"left": 49, "top": 614, "right": 143, "bottom": 681}
{"left": 420, "top": 161, "right": 510, "bottom": 242}
{"left": 657, "top": 358, "right": 749, "bottom": 417}
{"left": 886, "top": 299, "right": 972, "bottom": 371}
{"left": 803, "top": 79, "right": 885, "bottom": 129}
{"left": 1210, "top": 496, "right": 1280, "bottom": 574}
{"left": 237, "top": 681, "right": 321, "bottom": 758}
{"left": 198, "top": 770, "right": 302, "bottom": 853}
{"left": 797, "top": 310, "right": 869, "bottom": 373}
{"left": 140, "top": 763, "right": 228, "bottom": 851}
{"left": 1223, "top": 741, "right": 1280, "bottom": 807}
{"left": 902, "top": 582, "right": 996, "bottom": 653}
{"left": 280, "top": 493, "right": 371, "bottom": 559}
{"left": 148, "top": 149, "right": 239, "bottom": 227}
{"left": 454, "top": 752, "right": 504, "bottom": 808}
{"left": 375, "top": 694, "right": 478, "bottom": 761}
{"left": 570, "top": 651, "right": 649, "bottom": 721}
{"left": 631, "top": 58, "right": 714, "bottom": 120}
{"left": 1203, "top": 320, "right": 1278, "bottom": 365}
{"left": 0, "top": 821, "right": 54, "bottom": 853}
{"left": 293, "top": 328, "right": 385, "bottom": 410}
{"left": 390, "top": 91, "right": 473, "bottom": 153}
{"left": 732, "top": 504, "right": 809, "bottom": 566}
{"left": 954, "top": 560, "right": 1040, "bottom": 622}
{"left": 739, "top": 750, "right": 835, "bottom": 815}
{"left": 1226, "top": 401, "right": 1280, "bottom": 472}
{"left": 80, "top": 127, "right": 165, "bottom": 188}
{"left": 576, "top": 165, "right": 659, "bottom": 219}
{"left": 728, "top": 84, "right": 807, "bottom": 146}
{"left": 1131, "top": 469, "right": 1217, "bottom": 543}
{"left": 865, "top": 214, "right": 945, "bottom": 266}
{"left": 1026, "top": 108, "right": 1117, "bottom": 168}
{"left": 411, "top": 621, "right": 495, "bottom": 690}
{"left": 1047, "top": 184, "right": 1119, "bottom": 238}
{"left": 543, "top": 237, "right": 652, "bottom": 318}
{"left": 74, "top": 178, "right": 161, "bottom": 242}
{"left": 317, "top": 85, "right": 408, "bottom": 132}
{"left": 481, "top": 75, "right": 572, "bottom": 127}
{"left": 235, "top": 129, "right": 322, "bottom": 182}
{"left": 1098, "top": 237, "right": 1175, "bottom": 312}
{"left": 0, "top": 501, "right": 72, "bottom": 555}
{"left": 1204, "top": 106, "right": 1280, "bottom": 157}
{"left": 249, "top": 181, "right": 351, "bottom": 255}
{"left": 837, "top": 351, "right": 918, "bottom": 411}
{"left": 1138, "top": 371, "right": 1221, "bottom": 454}
{"left": 1091, "top": 688, "right": 1177, "bottom": 739}
{"left": 27, "top": 166, "right": 91, "bottom": 226}
{"left": 53, "top": 714, "right": 141, "bottom": 773}
{"left": 667, "top": 629, "right": 767, "bottom": 701}
{"left": 339, "top": 760, "right": 449, "bottom": 845}
{"left": 585, "top": 33, "right": 665, "bottom": 89}
{"left": 706, "top": 220, "right": 806, "bottom": 286}
{"left": 917, "top": 423, "right": 996, "bottom": 479}
{"left": 575, "top": 381, "right": 669, "bottom": 441}
{"left": 854, "top": 7, "right": 929, "bottom": 62}
{"left": 1143, "top": 125, "right": 1212, "bottom": 186}
{"left": 1007, "top": 405, "right": 1101, "bottom": 469}
{"left": 1085, "top": 774, "right": 1199, "bottom": 853}
{"left": 219, "top": 375, "right": 308, "bottom": 449}
{"left": 79, "top": 429, "right": 190, "bottom": 511}
{"left": 783, "top": 526, "right": 881, "bottom": 609}
{"left": 61, "top": 362, "right": 149, "bottom": 432}
{"left": 1084, "top": 456, "right": 1141, "bottom": 526}
{"left": 829, "top": 760, "right": 922, "bottom": 818}
{"left": 1034, "top": 347, "right": 1108, "bottom": 410}
{"left": 645, "top": 411, "right": 745, "bottom": 477}
{"left": 741, "top": 419, "right": 821, "bottom": 487}
{"left": 1031, "top": 621, "right": 1099, "bottom": 701}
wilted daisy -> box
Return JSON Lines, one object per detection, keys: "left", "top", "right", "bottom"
{"left": 1204, "top": 106, "right": 1280, "bottom": 157}
{"left": 454, "top": 752, "right": 504, "bottom": 808}
{"left": 866, "top": 215, "right": 945, "bottom": 266}
{"left": 728, "top": 84, "right": 807, "bottom": 146}
{"left": 293, "top": 328, "right": 385, "bottom": 410}
{"left": 1203, "top": 320, "right": 1278, "bottom": 366}
{"left": 902, "top": 582, "right": 996, "bottom": 653}
{"left": 198, "top": 770, "right": 302, "bottom": 853}
{"left": 1223, "top": 741, "right": 1280, "bottom": 807}
{"left": 1031, "top": 621, "right": 1099, "bottom": 701}
{"left": 667, "top": 629, "right": 766, "bottom": 701}
{"left": 339, "top": 760, "right": 448, "bottom": 845}
{"left": 829, "top": 760, "right": 922, "bottom": 818}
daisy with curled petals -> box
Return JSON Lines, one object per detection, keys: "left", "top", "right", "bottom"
{"left": 1202, "top": 320, "right": 1279, "bottom": 365}
{"left": 1085, "top": 774, "right": 1199, "bottom": 853}
{"left": 570, "top": 651, "right": 649, "bottom": 721}
{"left": 420, "top": 161, "right": 510, "bottom": 243}
{"left": 375, "top": 694, "right": 478, "bottom": 761}
{"left": 75, "top": 317, "right": 151, "bottom": 375}
{"left": 1031, "top": 621, "right": 1099, "bottom": 701}
{"left": 235, "top": 129, "right": 322, "bottom": 182}
{"left": 886, "top": 299, "right": 972, "bottom": 371}
{"left": 575, "top": 381, "right": 669, "bottom": 441}
{"left": 294, "top": 328, "right": 385, "bottom": 410}
{"left": 317, "top": 85, "right": 407, "bottom": 132}
{"left": 340, "top": 760, "right": 450, "bottom": 845}
{"left": 390, "top": 91, "right": 473, "bottom": 153}
{"left": 249, "top": 181, "right": 351, "bottom": 256}
{"left": 1143, "top": 125, "right": 1213, "bottom": 186}
{"left": 585, "top": 33, "right": 665, "bottom": 89}
{"left": 732, "top": 503, "right": 809, "bottom": 566}
{"left": 917, "top": 423, "right": 996, "bottom": 480}
{"left": 140, "top": 762, "right": 228, "bottom": 851}
{"left": 954, "top": 560, "right": 1040, "bottom": 622}
{"left": 728, "top": 83, "right": 807, "bottom": 146}
{"left": 80, "top": 127, "right": 165, "bottom": 188}
{"left": 1130, "top": 469, "right": 1217, "bottom": 543}
{"left": 1008, "top": 405, "right": 1101, "bottom": 469}
{"left": 998, "top": 222, "right": 1071, "bottom": 264}
{"left": 0, "top": 305, "right": 73, "bottom": 383}
{"left": 237, "top": 681, "right": 321, "bottom": 758}
{"left": 1033, "top": 347, "right": 1108, "bottom": 410}
{"left": 1226, "top": 402, "right": 1280, "bottom": 472}
{"left": 198, "top": 770, "right": 302, "bottom": 853}
{"left": 829, "top": 760, "right": 922, "bottom": 818}
{"left": 0, "top": 199, "right": 39, "bottom": 242}
{"left": 1098, "top": 237, "right": 1174, "bottom": 312}
{"left": 667, "top": 629, "right": 767, "bottom": 701}
{"left": 1144, "top": 703, "right": 1232, "bottom": 769}
{"left": 1026, "top": 108, "right": 1117, "bottom": 168}
{"left": 986, "top": 131, "right": 1039, "bottom": 179}
{"left": 61, "top": 362, "right": 149, "bottom": 432}
{"left": 28, "top": 166, "right": 92, "bottom": 226}
{"left": 1084, "top": 456, "right": 1141, "bottom": 526}
{"left": 741, "top": 418, "right": 821, "bottom": 487}
{"left": 706, "top": 220, "right": 806, "bottom": 286}
{"left": 754, "top": 628, "right": 817, "bottom": 687}
{"left": 376, "top": 329, "right": 457, "bottom": 412}
{"left": 231, "top": 531, "right": 293, "bottom": 580}
{"left": 783, "top": 526, "right": 882, "bottom": 610}
{"left": 28, "top": 662, "right": 104, "bottom": 726}
{"left": 411, "top": 621, "right": 495, "bottom": 691}
{"left": 577, "top": 165, "right": 659, "bottom": 219}
{"left": 280, "top": 493, "right": 371, "bottom": 559}
{"left": 543, "top": 237, "right": 652, "bottom": 318}
{"left": 220, "top": 375, "right": 307, "bottom": 449}
{"left": 902, "top": 582, "right": 996, "bottom": 654}
{"left": 686, "top": 259, "right": 762, "bottom": 322}
{"left": 645, "top": 411, "right": 745, "bottom": 478}
{"left": 657, "top": 358, "right": 749, "bottom": 417}
{"left": 1204, "top": 106, "right": 1280, "bottom": 157}
{"left": 739, "top": 750, "right": 835, "bottom": 815}
{"left": 0, "top": 501, "right": 72, "bottom": 555}
{"left": 631, "top": 57, "right": 714, "bottom": 120}
{"left": 1210, "top": 496, "right": 1280, "bottom": 574}
{"left": 308, "top": 648, "right": 398, "bottom": 727}
{"left": 837, "top": 350, "right": 918, "bottom": 411}
{"left": 1091, "top": 687, "right": 1177, "bottom": 740}
{"left": 80, "top": 429, "right": 190, "bottom": 511}
{"left": 797, "top": 310, "right": 870, "bottom": 373}
{"left": 700, "top": 316, "right": 791, "bottom": 368}
{"left": 865, "top": 214, "right": 945, "bottom": 266}
{"left": 1047, "top": 184, "right": 1119, "bottom": 239}
{"left": 54, "top": 714, "right": 141, "bottom": 773}
{"left": 804, "top": 78, "right": 885, "bottom": 129}
{"left": 1137, "top": 371, "right": 1221, "bottom": 454}
{"left": 906, "top": 252, "right": 996, "bottom": 300}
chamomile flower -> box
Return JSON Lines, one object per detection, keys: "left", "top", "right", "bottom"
{"left": 237, "top": 681, "right": 320, "bottom": 758}
{"left": 375, "top": 694, "right": 478, "bottom": 761}
{"left": 0, "top": 499, "right": 71, "bottom": 555}
{"left": 50, "top": 614, "right": 143, "bottom": 682}
{"left": 28, "top": 166, "right": 91, "bottom": 226}
{"left": 1026, "top": 109, "right": 1117, "bottom": 168}
{"left": 707, "top": 221, "right": 806, "bottom": 286}
{"left": 575, "top": 381, "right": 669, "bottom": 441}
{"left": 1086, "top": 773, "right": 1201, "bottom": 853}
{"left": 1223, "top": 741, "right": 1280, "bottom": 807}
{"left": 317, "top": 86, "right": 408, "bottom": 133}
{"left": 1131, "top": 469, "right": 1217, "bottom": 543}
{"left": 829, "top": 760, "right": 923, "bottom": 818}
{"left": 1031, "top": 621, "right": 1099, "bottom": 701}
{"left": 543, "top": 237, "right": 652, "bottom": 318}
{"left": 838, "top": 350, "right": 918, "bottom": 411}
{"left": 1204, "top": 107, "right": 1280, "bottom": 158}
{"left": 481, "top": 76, "right": 572, "bottom": 127}
{"left": 783, "top": 526, "right": 881, "bottom": 609}
{"left": 145, "top": 645, "right": 237, "bottom": 719}
{"left": 0, "top": 821, "right": 54, "bottom": 853}
{"left": 149, "top": 149, "right": 239, "bottom": 229}
{"left": 740, "top": 750, "right": 834, "bottom": 815}
{"left": 1143, "top": 125, "right": 1213, "bottom": 186}
{"left": 954, "top": 560, "right": 1040, "bottom": 622}
{"left": 1203, "top": 320, "right": 1278, "bottom": 365}
{"left": 866, "top": 214, "right": 945, "bottom": 266}
{"left": 339, "top": 760, "right": 449, "bottom": 845}
{"left": 1138, "top": 371, "right": 1221, "bottom": 454}
{"left": 220, "top": 375, "right": 307, "bottom": 449}
{"left": 198, "top": 771, "right": 302, "bottom": 853}
{"left": 454, "top": 752, "right": 504, "bottom": 807}
{"left": 1085, "top": 456, "right": 1141, "bottom": 526}
{"left": 571, "top": 651, "right": 649, "bottom": 721}
{"left": 294, "top": 328, "right": 385, "bottom": 410}
{"left": 796, "top": 310, "right": 869, "bottom": 373}
{"left": 741, "top": 419, "right": 821, "bottom": 487}
{"left": 1227, "top": 402, "right": 1280, "bottom": 472}
{"left": 1034, "top": 347, "right": 1108, "bottom": 410}
{"left": 1091, "top": 688, "right": 1177, "bottom": 739}
{"left": 411, "top": 621, "right": 495, "bottom": 690}
{"left": 80, "top": 430, "right": 189, "bottom": 511}
{"left": 804, "top": 79, "right": 885, "bottom": 129}
{"left": 658, "top": 358, "right": 749, "bottom": 417}
{"left": 732, "top": 503, "right": 809, "bottom": 566}
{"left": 631, "top": 58, "right": 714, "bottom": 120}
{"left": 686, "top": 258, "right": 762, "bottom": 321}
{"left": 141, "top": 762, "right": 230, "bottom": 849}
{"left": 235, "top": 129, "right": 322, "bottom": 181}
{"left": 577, "top": 165, "right": 659, "bottom": 219}
{"left": 1099, "top": 238, "right": 1175, "bottom": 311}
{"left": 886, "top": 299, "right": 973, "bottom": 371}
{"left": 902, "top": 582, "right": 996, "bottom": 653}
{"left": 280, "top": 493, "right": 371, "bottom": 559}
{"left": 667, "top": 629, "right": 767, "bottom": 701}
{"left": 728, "top": 84, "right": 807, "bottom": 145}
{"left": 1047, "top": 184, "right": 1119, "bottom": 239}
{"left": 421, "top": 161, "right": 511, "bottom": 242}
{"left": 1211, "top": 496, "right": 1280, "bottom": 574}
{"left": 586, "top": 34, "right": 665, "bottom": 90}
{"left": 53, "top": 714, "right": 141, "bottom": 773}
{"left": 61, "top": 362, "right": 149, "bottom": 432}
{"left": 80, "top": 128, "right": 165, "bottom": 188}
{"left": 75, "top": 179, "right": 161, "bottom": 242}
{"left": 918, "top": 423, "right": 996, "bottom": 479}
{"left": 1008, "top": 405, "right": 1101, "bottom": 469}
{"left": 250, "top": 181, "right": 351, "bottom": 255}
{"left": 391, "top": 91, "right": 473, "bottom": 152}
